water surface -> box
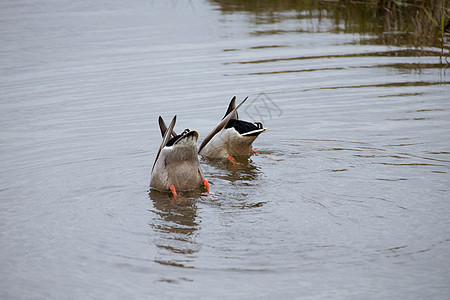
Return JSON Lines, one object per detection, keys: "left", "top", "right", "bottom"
{"left": 1, "top": 0, "right": 449, "bottom": 299}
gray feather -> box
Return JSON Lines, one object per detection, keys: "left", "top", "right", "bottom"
{"left": 158, "top": 116, "right": 177, "bottom": 138}
{"left": 152, "top": 115, "right": 176, "bottom": 172}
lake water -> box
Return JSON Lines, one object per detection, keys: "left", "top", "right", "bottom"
{"left": 1, "top": 0, "right": 449, "bottom": 299}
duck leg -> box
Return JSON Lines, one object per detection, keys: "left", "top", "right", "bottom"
{"left": 169, "top": 184, "right": 178, "bottom": 197}
{"left": 227, "top": 155, "right": 238, "bottom": 165}
{"left": 203, "top": 179, "right": 210, "bottom": 193}
{"left": 169, "top": 185, "right": 189, "bottom": 204}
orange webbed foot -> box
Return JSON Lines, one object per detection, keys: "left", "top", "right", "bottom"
{"left": 227, "top": 155, "right": 238, "bottom": 165}
{"left": 253, "top": 150, "right": 259, "bottom": 154}
{"left": 169, "top": 184, "right": 189, "bottom": 204}
{"left": 169, "top": 184, "right": 178, "bottom": 197}
{"left": 203, "top": 179, "right": 210, "bottom": 194}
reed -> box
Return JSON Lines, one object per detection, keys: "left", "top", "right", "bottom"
{"left": 211, "top": 0, "right": 449, "bottom": 56}
{"left": 420, "top": 0, "right": 449, "bottom": 57}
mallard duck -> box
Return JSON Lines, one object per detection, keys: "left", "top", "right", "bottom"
{"left": 150, "top": 115, "right": 209, "bottom": 196}
{"left": 198, "top": 96, "right": 267, "bottom": 162}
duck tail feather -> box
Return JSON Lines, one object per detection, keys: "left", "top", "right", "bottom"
{"left": 158, "top": 116, "right": 177, "bottom": 138}
{"left": 199, "top": 96, "right": 248, "bottom": 153}
{"left": 153, "top": 115, "right": 177, "bottom": 172}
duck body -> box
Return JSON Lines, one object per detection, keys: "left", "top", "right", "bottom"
{"left": 199, "top": 96, "right": 267, "bottom": 159}
{"left": 150, "top": 116, "right": 205, "bottom": 192}
{"left": 200, "top": 119, "right": 265, "bottom": 158}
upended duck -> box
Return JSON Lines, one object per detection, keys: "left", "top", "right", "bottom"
{"left": 150, "top": 115, "right": 209, "bottom": 196}
{"left": 198, "top": 96, "right": 267, "bottom": 163}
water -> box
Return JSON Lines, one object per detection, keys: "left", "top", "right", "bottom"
{"left": 1, "top": 0, "right": 449, "bottom": 299}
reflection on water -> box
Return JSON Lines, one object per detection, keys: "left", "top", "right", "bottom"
{"left": 148, "top": 155, "right": 264, "bottom": 269}
{"left": 227, "top": 49, "right": 444, "bottom": 64}
{"left": 227, "top": 49, "right": 449, "bottom": 79}
{"left": 149, "top": 190, "right": 201, "bottom": 268}
{"left": 211, "top": 0, "right": 450, "bottom": 50}
{"left": 294, "top": 138, "right": 449, "bottom": 178}
{"left": 203, "top": 157, "right": 262, "bottom": 183}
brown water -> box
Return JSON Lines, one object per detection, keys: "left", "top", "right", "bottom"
{"left": 1, "top": 1, "right": 450, "bottom": 299}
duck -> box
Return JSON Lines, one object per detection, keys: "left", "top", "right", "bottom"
{"left": 198, "top": 96, "right": 267, "bottom": 163}
{"left": 150, "top": 115, "right": 209, "bottom": 196}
